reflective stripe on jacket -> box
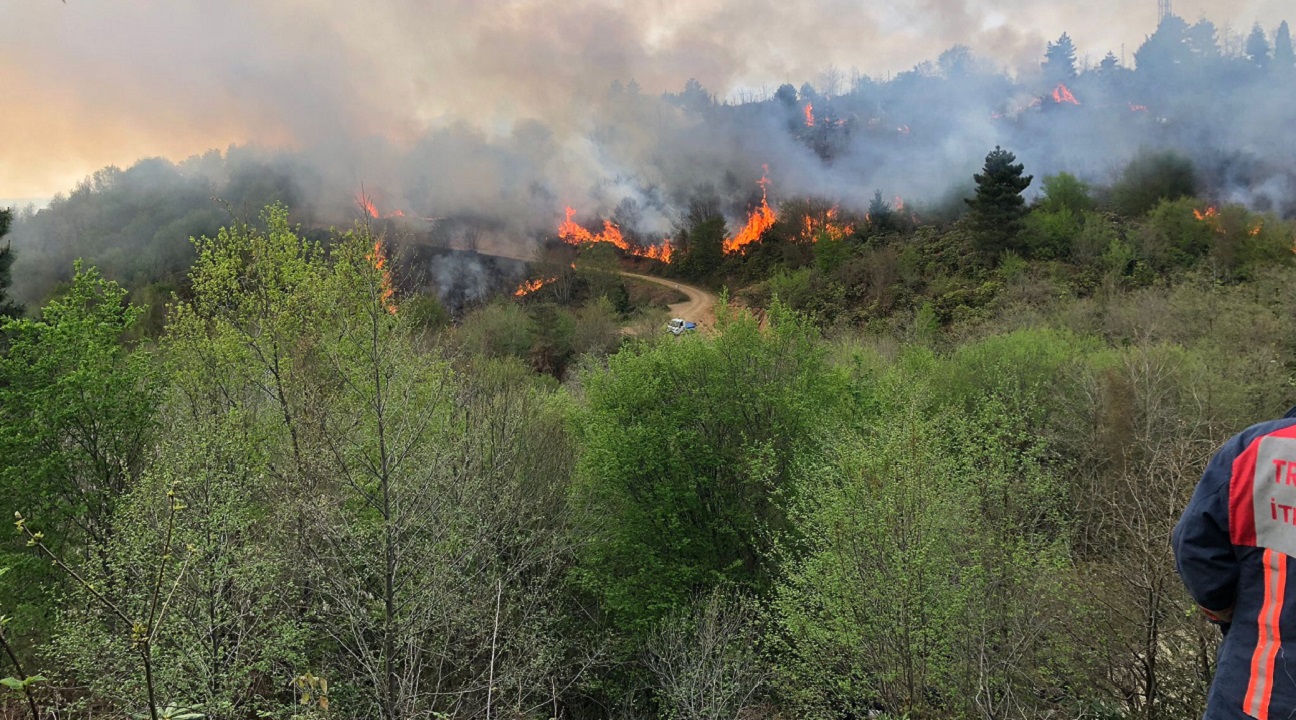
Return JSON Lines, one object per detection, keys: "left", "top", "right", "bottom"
{"left": 1174, "top": 409, "right": 1296, "bottom": 720}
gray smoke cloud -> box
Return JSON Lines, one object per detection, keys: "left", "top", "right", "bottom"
{"left": 2, "top": 0, "right": 1294, "bottom": 303}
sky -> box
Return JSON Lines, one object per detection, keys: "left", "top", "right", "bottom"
{"left": 1, "top": 0, "right": 1289, "bottom": 200}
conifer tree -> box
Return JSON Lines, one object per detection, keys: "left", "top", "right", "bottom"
{"left": 1043, "top": 33, "right": 1077, "bottom": 84}
{"left": 1247, "top": 24, "right": 1272, "bottom": 69}
{"left": 0, "top": 209, "right": 23, "bottom": 319}
{"left": 1275, "top": 21, "right": 1295, "bottom": 73}
{"left": 966, "top": 147, "right": 1033, "bottom": 260}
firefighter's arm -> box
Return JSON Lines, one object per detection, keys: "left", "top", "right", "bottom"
{"left": 1172, "top": 445, "right": 1241, "bottom": 622}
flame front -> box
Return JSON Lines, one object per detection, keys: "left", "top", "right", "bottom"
{"left": 800, "top": 207, "right": 853, "bottom": 243}
{"left": 804, "top": 103, "right": 815, "bottom": 127}
{"left": 514, "top": 276, "right": 556, "bottom": 297}
{"left": 1193, "top": 206, "right": 1218, "bottom": 222}
{"left": 367, "top": 240, "right": 397, "bottom": 314}
{"left": 723, "top": 165, "right": 776, "bottom": 254}
{"left": 358, "top": 194, "right": 379, "bottom": 218}
{"left": 1051, "top": 84, "right": 1080, "bottom": 105}
{"left": 558, "top": 207, "right": 674, "bottom": 263}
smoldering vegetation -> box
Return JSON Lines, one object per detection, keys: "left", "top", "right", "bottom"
{"left": 5, "top": 13, "right": 1296, "bottom": 308}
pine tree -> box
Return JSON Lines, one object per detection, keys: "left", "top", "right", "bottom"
{"left": 0, "top": 209, "right": 23, "bottom": 320}
{"left": 1043, "top": 33, "right": 1077, "bottom": 84}
{"left": 966, "top": 147, "right": 1033, "bottom": 260}
{"left": 1275, "top": 21, "right": 1295, "bottom": 73}
{"left": 1246, "top": 24, "right": 1271, "bottom": 69}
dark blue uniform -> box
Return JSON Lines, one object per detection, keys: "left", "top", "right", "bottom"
{"left": 1174, "top": 409, "right": 1296, "bottom": 719}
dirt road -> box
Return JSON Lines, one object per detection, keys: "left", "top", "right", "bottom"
{"left": 620, "top": 272, "right": 717, "bottom": 330}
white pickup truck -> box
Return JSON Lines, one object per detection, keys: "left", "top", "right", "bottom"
{"left": 666, "top": 318, "right": 698, "bottom": 335}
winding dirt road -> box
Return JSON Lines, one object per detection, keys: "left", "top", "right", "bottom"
{"left": 620, "top": 272, "right": 717, "bottom": 330}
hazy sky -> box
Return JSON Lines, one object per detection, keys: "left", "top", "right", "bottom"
{"left": 1, "top": 0, "right": 1288, "bottom": 199}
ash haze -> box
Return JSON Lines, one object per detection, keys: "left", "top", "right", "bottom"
{"left": 1, "top": 0, "right": 1286, "bottom": 198}
{"left": 3, "top": 0, "right": 1295, "bottom": 305}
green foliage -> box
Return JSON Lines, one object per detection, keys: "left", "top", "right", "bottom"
{"left": 965, "top": 146, "right": 1033, "bottom": 261}
{"left": 1110, "top": 150, "right": 1197, "bottom": 217}
{"left": 0, "top": 208, "right": 22, "bottom": 319}
{"left": 573, "top": 301, "right": 847, "bottom": 635}
{"left": 1038, "top": 172, "right": 1095, "bottom": 215}
{"left": 458, "top": 300, "right": 536, "bottom": 360}
{"left": 771, "top": 346, "right": 1075, "bottom": 718}
{"left": 1020, "top": 206, "right": 1080, "bottom": 259}
{"left": 675, "top": 201, "right": 727, "bottom": 280}
{"left": 0, "top": 265, "right": 156, "bottom": 647}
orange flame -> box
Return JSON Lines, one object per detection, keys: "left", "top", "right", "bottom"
{"left": 1193, "top": 206, "right": 1218, "bottom": 221}
{"left": 558, "top": 207, "right": 674, "bottom": 263}
{"left": 366, "top": 240, "right": 397, "bottom": 314}
{"left": 514, "top": 276, "right": 556, "bottom": 297}
{"left": 893, "top": 196, "right": 905, "bottom": 211}
{"left": 800, "top": 207, "right": 854, "bottom": 243}
{"left": 723, "top": 165, "right": 776, "bottom": 254}
{"left": 358, "top": 195, "right": 379, "bottom": 218}
{"left": 1051, "top": 84, "right": 1079, "bottom": 105}
{"left": 804, "top": 103, "right": 815, "bottom": 127}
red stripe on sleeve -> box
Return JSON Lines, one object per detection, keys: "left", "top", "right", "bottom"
{"left": 1232, "top": 440, "right": 1260, "bottom": 546}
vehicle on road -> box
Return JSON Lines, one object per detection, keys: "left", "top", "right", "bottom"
{"left": 666, "top": 318, "right": 697, "bottom": 335}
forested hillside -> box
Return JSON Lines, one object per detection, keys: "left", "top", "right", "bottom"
{"left": 5, "top": 9, "right": 1296, "bottom": 720}
{"left": 2, "top": 180, "right": 1295, "bottom": 718}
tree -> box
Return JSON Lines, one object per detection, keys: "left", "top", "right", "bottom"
{"left": 1133, "top": 15, "right": 1190, "bottom": 77}
{"left": 0, "top": 209, "right": 21, "bottom": 319}
{"left": 965, "top": 146, "right": 1033, "bottom": 260}
{"left": 1185, "top": 19, "right": 1221, "bottom": 59}
{"left": 1043, "top": 32, "right": 1077, "bottom": 84}
{"left": 1110, "top": 150, "right": 1197, "bottom": 217}
{"left": 1038, "top": 172, "right": 1095, "bottom": 214}
{"left": 1246, "top": 24, "right": 1271, "bottom": 69}
{"left": 774, "top": 83, "right": 797, "bottom": 107}
{"left": 1275, "top": 21, "right": 1295, "bottom": 72}
{"left": 574, "top": 301, "right": 847, "bottom": 636}
{"left": 867, "top": 189, "right": 899, "bottom": 234}
{"left": 675, "top": 197, "right": 727, "bottom": 280}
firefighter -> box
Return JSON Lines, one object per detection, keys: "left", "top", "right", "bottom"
{"left": 1174, "top": 407, "right": 1296, "bottom": 719}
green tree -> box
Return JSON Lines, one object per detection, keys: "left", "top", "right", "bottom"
{"left": 0, "top": 264, "right": 155, "bottom": 594}
{"left": 574, "top": 301, "right": 846, "bottom": 636}
{"left": 0, "top": 209, "right": 21, "bottom": 319}
{"left": 867, "top": 189, "right": 899, "bottom": 234}
{"left": 675, "top": 198, "right": 727, "bottom": 280}
{"left": 965, "top": 146, "right": 1033, "bottom": 260}
{"left": 1038, "top": 172, "right": 1095, "bottom": 214}
{"left": 1110, "top": 150, "right": 1197, "bottom": 217}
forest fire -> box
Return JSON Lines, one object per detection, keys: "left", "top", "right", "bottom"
{"left": 804, "top": 103, "right": 815, "bottom": 127}
{"left": 514, "top": 276, "right": 556, "bottom": 297}
{"left": 1129, "top": 103, "right": 1149, "bottom": 112}
{"left": 558, "top": 207, "right": 675, "bottom": 263}
{"left": 800, "top": 207, "right": 853, "bottom": 243}
{"left": 1194, "top": 206, "right": 1219, "bottom": 222}
{"left": 367, "top": 240, "right": 397, "bottom": 314}
{"left": 359, "top": 195, "right": 379, "bottom": 218}
{"left": 723, "top": 166, "right": 776, "bottom": 254}
{"left": 1051, "top": 84, "right": 1080, "bottom": 105}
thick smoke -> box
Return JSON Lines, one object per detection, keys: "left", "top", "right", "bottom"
{"left": 2, "top": 1, "right": 1295, "bottom": 304}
